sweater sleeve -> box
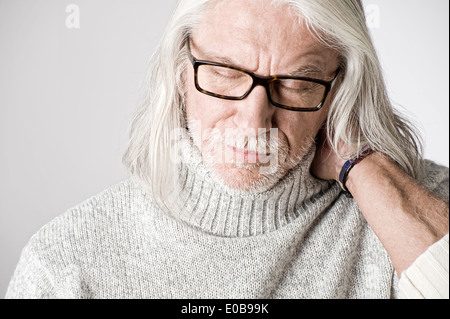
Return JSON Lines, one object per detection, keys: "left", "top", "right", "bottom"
{"left": 397, "top": 161, "right": 450, "bottom": 299}
{"left": 398, "top": 234, "right": 449, "bottom": 299}
{"left": 5, "top": 244, "right": 58, "bottom": 299}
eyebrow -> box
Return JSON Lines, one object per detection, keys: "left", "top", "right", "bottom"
{"left": 192, "top": 47, "right": 243, "bottom": 68}
{"left": 190, "top": 41, "right": 327, "bottom": 78}
{"left": 288, "top": 65, "right": 325, "bottom": 78}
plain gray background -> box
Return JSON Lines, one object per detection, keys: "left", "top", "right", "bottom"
{"left": 1, "top": 0, "right": 448, "bottom": 297}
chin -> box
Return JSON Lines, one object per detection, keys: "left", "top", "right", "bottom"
{"left": 209, "top": 162, "right": 292, "bottom": 194}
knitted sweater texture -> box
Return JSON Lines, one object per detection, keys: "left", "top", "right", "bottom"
{"left": 6, "top": 143, "right": 449, "bottom": 299}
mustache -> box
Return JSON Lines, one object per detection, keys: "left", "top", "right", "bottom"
{"left": 203, "top": 128, "right": 288, "bottom": 156}
{"left": 185, "top": 119, "right": 312, "bottom": 172}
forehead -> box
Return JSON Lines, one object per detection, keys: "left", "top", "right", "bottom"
{"left": 191, "top": 0, "right": 333, "bottom": 73}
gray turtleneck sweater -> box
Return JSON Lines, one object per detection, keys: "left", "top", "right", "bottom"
{"left": 5, "top": 142, "right": 449, "bottom": 299}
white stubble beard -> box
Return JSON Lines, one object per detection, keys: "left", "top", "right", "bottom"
{"left": 187, "top": 120, "right": 314, "bottom": 193}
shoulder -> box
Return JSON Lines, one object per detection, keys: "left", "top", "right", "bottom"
{"left": 419, "top": 160, "right": 449, "bottom": 202}
{"left": 6, "top": 179, "right": 159, "bottom": 298}
{"left": 28, "top": 179, "right": 156, "bottom": 251}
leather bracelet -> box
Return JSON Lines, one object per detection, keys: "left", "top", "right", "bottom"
{"left": 338, "top": 147, "right": 375, "bottom": 198}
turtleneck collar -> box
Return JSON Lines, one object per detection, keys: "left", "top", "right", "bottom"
{"left": 170, "top": 137, "right": 335, "bottom": 238}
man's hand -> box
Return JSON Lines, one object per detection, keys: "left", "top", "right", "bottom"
{"left": 311, "top": 128, "right": 349, "bottom": 182}
{"left": 311, "top": 129, "right": 449, "bottom": 276}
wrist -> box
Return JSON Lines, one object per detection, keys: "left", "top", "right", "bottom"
{"left": 345, "top": 152, "right": 387, "bottom": 195}
{"left": 338, "top": 147, "right": 376, "bottom": 197}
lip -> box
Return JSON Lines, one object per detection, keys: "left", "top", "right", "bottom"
{"left": 227, "top": 146, "right": 270, "bottom": 163}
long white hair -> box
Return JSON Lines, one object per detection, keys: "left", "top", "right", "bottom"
{"left": 123, "top": 0, "right": 423, "bottom": 207}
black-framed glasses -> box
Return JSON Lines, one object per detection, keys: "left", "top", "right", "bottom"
{"left": 187, "top": 42, "right": 340, "bottom": 112}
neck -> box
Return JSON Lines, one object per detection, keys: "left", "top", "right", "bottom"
{"left": 169, "top": 137, "right": 333, "bottom": 237}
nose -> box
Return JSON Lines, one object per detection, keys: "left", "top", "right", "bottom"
{"left": 233, "top": 85, "right": 275, "bottom": 132}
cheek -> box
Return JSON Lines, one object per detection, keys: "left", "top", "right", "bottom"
{"left": 186, "top": 93, "right": 229, "bottom": 131}
{"left": 276, "top": 109, "right": 328, "bottom": 154}
{"left": 184, "top": 68, "right": 200, "bottom": 123}
{"left": 185, "top": 69, "right": 234, "bottom": 131}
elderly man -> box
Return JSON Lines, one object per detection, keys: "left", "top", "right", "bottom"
{"left": 7, "top": 0, "right": 449, "bottom": 299}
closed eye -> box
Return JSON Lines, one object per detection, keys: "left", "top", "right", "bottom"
{"left": 211, "top": 67, "right": 246, "bottom": 80}
{"left": 278, "top": 79, "right": 318, "bottom": 91}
